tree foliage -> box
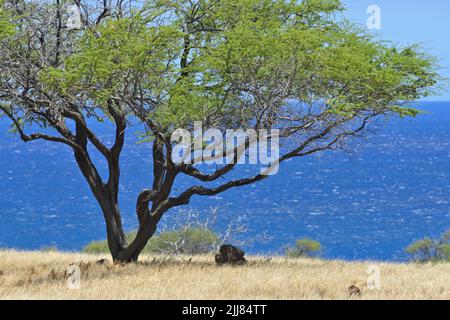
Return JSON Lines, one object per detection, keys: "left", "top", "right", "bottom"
{"left": 0, "top": 0, "right": 14, "bottom": 38}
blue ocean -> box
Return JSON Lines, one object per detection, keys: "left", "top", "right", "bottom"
{"left": 0, "top": 101, "right": 449, "bottom": 261}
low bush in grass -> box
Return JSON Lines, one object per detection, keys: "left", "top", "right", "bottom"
{"left": 285, "top": 238, "right": 322, "bottom": 258}
{"left": 84, "top": 227, "right": 220, "bottom": 255}
{"left": 406, "top": 230, "right": 450, "bottom": 262}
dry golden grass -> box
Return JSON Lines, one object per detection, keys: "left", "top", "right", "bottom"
{"left": 0, "top": 250, "right": 448, "bottom": 300}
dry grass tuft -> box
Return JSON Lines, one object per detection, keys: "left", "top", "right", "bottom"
{"left": 0, "top": 250, "right": 448, "bottom": 300}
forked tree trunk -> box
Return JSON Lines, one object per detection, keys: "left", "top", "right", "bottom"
{"left": 96, "top": 188, "right": 164, "bottom": 262}
{"left": 73, "top": 144, "right": 129, "bottom": 261}
{"left": 117, "top": 221, "right": 159, "bottom": 262}
{"left": 72, "top": 122, "right": 166, "bottom": 263}
{"left": 96, "top": 194, "right": 162, "bottom": 263}
{"left": 77, "top": 165, "right": 165, "bottom": 262}
{"left": 114, "top": 192, "right": 164, "bottom": 262}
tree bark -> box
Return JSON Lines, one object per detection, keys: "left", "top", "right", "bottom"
{"left": 69, "top": 116, "right": 176, "bottom": 263}
{"left": 117, "top": 219, "right": 159, "bottom": 262}
{"left": 98, "top": 192, "right": 128, "bottom": 261}
{"left": 71, "top": 113, "right": 130, "bottom": 262}
{"left": 115, "top": 191, "right": 162, "bottom": 262}
{"left": 75, "top": 151, "right": 128, "bottom": 260}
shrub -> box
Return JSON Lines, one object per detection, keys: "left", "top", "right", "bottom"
{"left": 406, "top": 230, "right": 450, "bottom": 262}
{"left": 83, "top": 208, "right": 270, "bottom": 256}
{"left": 84, "top": 239, "right": 112, "bottom": 254}
{"left": 84, "top": 227, "right": 220, "bottom": 255}
{"left": 438, "top": 244, "right": 450, "bottom": 260}
{"left": 84, "top": 233, "right": 136, "bottom": 254}
{"left": 285, "top": 238, "right": 322, "bottom": 258}
{"left": 146, "top": 227, "right": 219, "bottom": 254}
{"left": 40, "top": 246, "right": 59, "bottom": 252}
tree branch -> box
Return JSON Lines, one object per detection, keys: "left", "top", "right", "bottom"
{"left": 0, "top": 106, "right": 81, "bottom": 150}
{"left": 167, "top": 115, "right": 374, "bottom": 209}
{"left": 63, "top": 108, "right": 111, "bottom": 158}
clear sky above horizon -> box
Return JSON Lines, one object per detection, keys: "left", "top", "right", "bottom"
{"left": 342, "top": 0, "right": 450, "bottom": 101}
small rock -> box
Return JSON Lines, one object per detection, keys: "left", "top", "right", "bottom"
{"left": 348, "top": 285, "right": 362, "bottom": 297}
{"left": 215, "top": 244, "right": 247, "bottom": 265}
{"left": 96, "top": 259, "right": 109, "bottom": 265}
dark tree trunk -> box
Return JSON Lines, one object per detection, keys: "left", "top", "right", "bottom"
{"left": 72, "top": 118, "right": 131, "bottom": 262}
{"left": 69, "top": 119, "right": 176, "bottom": 263}
{"left": 76, "top": 157, "right": 128, "bottom": 261}
{"left": 115, "top": 191, "right": 164, "bottom": 263}
{"left": 117, "top": 219, "right": 159, "bottom": 262}
{"left": 111, "top": 137, "right": 176, "bottom": 263}
{"left": 97, "top": 193, "right": 127, "bottom": 261}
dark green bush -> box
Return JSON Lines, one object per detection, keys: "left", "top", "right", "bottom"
{"left": 405, "top": 230, "right": 450, "bottom": 262}
{"left": 84, "top": 227, "right": 220, "bottom": 255}
{"left": 285, "top": 238, "right": 322, "bottom": 258}
{"left": 39, "top": 246, "right": 59, "bottom": 252}
{"left": 145, "top": 227, "right": 219, "bottom": 254}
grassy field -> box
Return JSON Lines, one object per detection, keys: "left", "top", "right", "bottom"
{"left": 0, "top": 250, "right": 448, "bottom": 300}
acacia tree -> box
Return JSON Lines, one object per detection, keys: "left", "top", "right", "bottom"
{"left": 0, "top": 0, "right": 439, "bottom": 262}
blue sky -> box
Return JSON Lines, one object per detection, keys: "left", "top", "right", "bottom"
{"left": 342, "top": 0, "right": 450, "bottom": 101}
